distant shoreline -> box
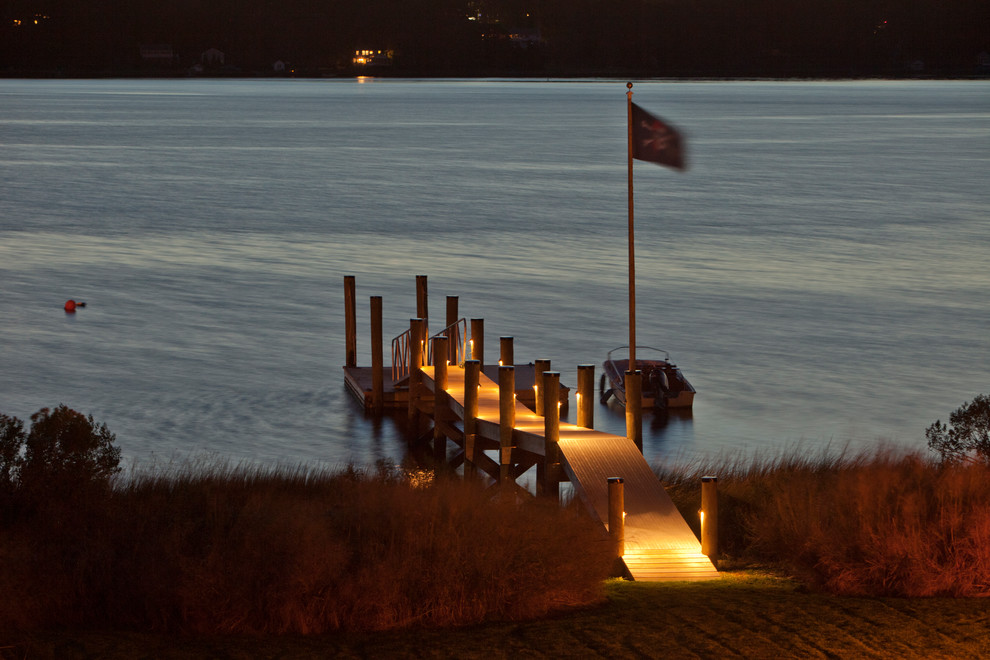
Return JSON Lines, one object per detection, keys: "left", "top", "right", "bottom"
{"left": 3, "top": 71, "right": 989, "bottom": 81}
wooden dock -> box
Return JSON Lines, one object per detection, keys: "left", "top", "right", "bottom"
{"left": 420, "top": 364, "right": 718, "bottom": 582}
{"left": 342, "top": 275, "right": 718, "bottom": 582}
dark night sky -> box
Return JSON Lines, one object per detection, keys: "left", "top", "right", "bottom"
{"left": 2, "top": 0, "right": 989, "bottom": 76}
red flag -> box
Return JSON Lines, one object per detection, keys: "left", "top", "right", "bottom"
{"left": 630, "top": 102, "right": 686, "bottom": 171}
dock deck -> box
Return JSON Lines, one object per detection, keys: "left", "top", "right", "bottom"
{"left": 344, "top": 363, "right": 569, "bottom": 410}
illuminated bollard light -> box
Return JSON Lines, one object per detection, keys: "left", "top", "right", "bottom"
{"left": 700, "top": 475, "right": 719, "bottom": 559}
{"left": 608, "top": 477, "right": 625, "bottom": 558}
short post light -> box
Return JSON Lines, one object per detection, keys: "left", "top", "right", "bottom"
{"left": 700, "top": 475, "right": 718, "bottom": 559}
{"left": 608, "top": 477, "right": 625, "bottom": 558}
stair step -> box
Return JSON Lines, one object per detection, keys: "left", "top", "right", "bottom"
{"left": 622, "top": 552, "right": 720, "bottom": 582}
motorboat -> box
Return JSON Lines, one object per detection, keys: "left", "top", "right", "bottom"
{"left": 600, "top": 345, "right": 695, "bottom": 410}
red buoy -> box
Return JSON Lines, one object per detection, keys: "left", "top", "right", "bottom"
{"left": 64, "top": 300, "right": 76, "bottom": 313}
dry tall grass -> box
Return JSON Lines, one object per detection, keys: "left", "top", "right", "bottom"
{"left": 659, "top": 446, "right": 990, "bottom": 597}
{"left": 0, "top": 461, "right": 612, "bottom": 634}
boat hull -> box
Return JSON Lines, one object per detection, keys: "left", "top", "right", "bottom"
{"left": 602, "top": 350, "right": 696, "bottom": 410}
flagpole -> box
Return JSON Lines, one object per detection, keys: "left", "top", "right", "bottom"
{"left": 626, "top": 82, "right": 636, "bottom": 372}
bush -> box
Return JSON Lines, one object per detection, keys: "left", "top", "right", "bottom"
{"left": 926, "top": 394, "right": 990, "bottom": 463}
{"left": 0, "top": 405, "right": 121, "bottom": 515}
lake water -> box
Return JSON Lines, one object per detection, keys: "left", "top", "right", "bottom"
{"left": 1, "top": 78, "right": 988, "bottom": 471}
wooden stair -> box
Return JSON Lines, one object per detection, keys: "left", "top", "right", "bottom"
{"left": 622, "top": 551, "right": 720, "bottom": 582}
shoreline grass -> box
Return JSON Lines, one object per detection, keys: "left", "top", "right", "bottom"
{"left": 659, "top": 445, "right": 990, "bottom": 597}
{"left": 4, "top": 445, "right": 990, "bottom": 649}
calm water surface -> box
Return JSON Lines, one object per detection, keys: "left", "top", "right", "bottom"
{"left": 1, "top": 78, "right": 988, "bottom": 470}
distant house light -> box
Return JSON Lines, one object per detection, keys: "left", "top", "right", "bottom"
{"left": 352, "top": 49, "right": 393, "bottom": 67}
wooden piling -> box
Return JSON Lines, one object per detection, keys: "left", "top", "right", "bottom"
{"left": 500, "top": 336, "right": 514, "bottom": 367}
{"left": 608, "top": 477, "right": 625, "bottom": 558}
{"left": 463, "top": 359, "right": 480, "bottom": 480}
{"left": 701, "top": 476, "right": 719, "bottom": 559}
{"left": 416, "top": 275, "right": 428, "bottom": 322}
{"left": 577, "top": 364, "right": 595, "bottom": 429}
{"left": 445, "top": 296, "right": 458, "bottom": 363}
{"left": 371, "top": 296, "right": 384, "bottom": 413}
{"left": 541, "top": 371, "right": 560, "bottom": 501}
{"left": 470, "top": 319, "right": 484, "bottom": 367}
{"left": 344, "top": 276, "right": 357, "bottom": 368}
{"left": 432, "top": 336, "right": 449, "bottom": 464}
{"left": 498, "top": 365, "right": 515, "bottom": 499}
{"left": 408, "top": 318, "right": 425, "bottom": 422}
{"left": 625, "top": 370, "right": 643, "bottom": 451}
{"left": 534, "top": 358, "right": 551, "bottom": 416}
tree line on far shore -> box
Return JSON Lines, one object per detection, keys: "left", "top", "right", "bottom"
{"left": 2, "top": 0, "right": 988, "bottom": 77}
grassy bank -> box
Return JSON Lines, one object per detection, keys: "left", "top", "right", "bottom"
{"left": 0, "top": 461, "right": 612, "bottom": 634}
{"left": 4, "top": 446, "right": 990, "bottom": 646}
{"left": 5, "top": 574, "right": 990, "bottom": 659}
{"left": 659, "top": 446, "right": 990, "bottom": 597}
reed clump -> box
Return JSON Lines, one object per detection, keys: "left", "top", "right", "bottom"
{"left": 0, "top": 460, "right": 612, "bottom": 634}
{"left": 659, "top": 446, "right": 990, "bottom": 597}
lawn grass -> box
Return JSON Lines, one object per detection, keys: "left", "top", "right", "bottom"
{"left": 6, "top": 571, "right": 990, "bottom": 658}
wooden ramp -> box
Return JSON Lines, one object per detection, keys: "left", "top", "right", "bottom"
{"left": 424, "top": 364, "right": 718, "bottom": 582}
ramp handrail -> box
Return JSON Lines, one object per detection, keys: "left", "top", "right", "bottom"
{"left": 391, "top": 318, "right": 468, "bottom": 383}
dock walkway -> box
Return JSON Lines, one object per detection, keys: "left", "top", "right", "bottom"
{"left": 422, "top": 364, "right": 718, "bottom": 582}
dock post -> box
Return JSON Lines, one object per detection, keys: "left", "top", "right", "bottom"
{"left": 445, "top": 296, "right": 458, "bottom": 363}
{"left": 371, "top": 296, "right": 384, "bottom": 413}
{"left": 416, "top": 275, "right": 428, "bottom": 323}
{"left": 608, "top": 477, "right": 625, "bottom": 558}
{"left": 534, "top": 359, "right": 551, "bottom": 416}
{"left": 498, "top": 365, "right": 516, "bottom": 501}
{"left": 344, "top": 276, "right": 357, "bottom": 368}
{"left": 540, "top": 371, "right": 560, "bottom": 501}
{"left": 499, "top": 336, "right": 514, "bottom": 367}
{"left": 624, "top": 370, "right": 643, "bottom": 451}
{"left": 408, "top": 318, "right": 426, "bottom": 422}
{"left": 577, "top": 364, "right": 595, "bottom": 429}
{"left": 470, "top": 319, "right": 484, "bottom": 367}
{"left": 701, "top": 476, "right": 719, "bottom": 560}
{"left": 463, "top": 359, "right": 481, "bottom": 480}
{"left": 432, "top": 336, "right": 449, "bottom": 465}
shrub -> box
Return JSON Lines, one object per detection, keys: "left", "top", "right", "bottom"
{"left": 0, "top": 405, "right": 121, "bottom": 519}
{"left": 926, "top": 394, "right": 990, "bottom": 463}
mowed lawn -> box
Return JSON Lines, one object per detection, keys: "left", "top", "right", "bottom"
{"left": 6, "top": 571, "right": 990, "bottom": 659}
